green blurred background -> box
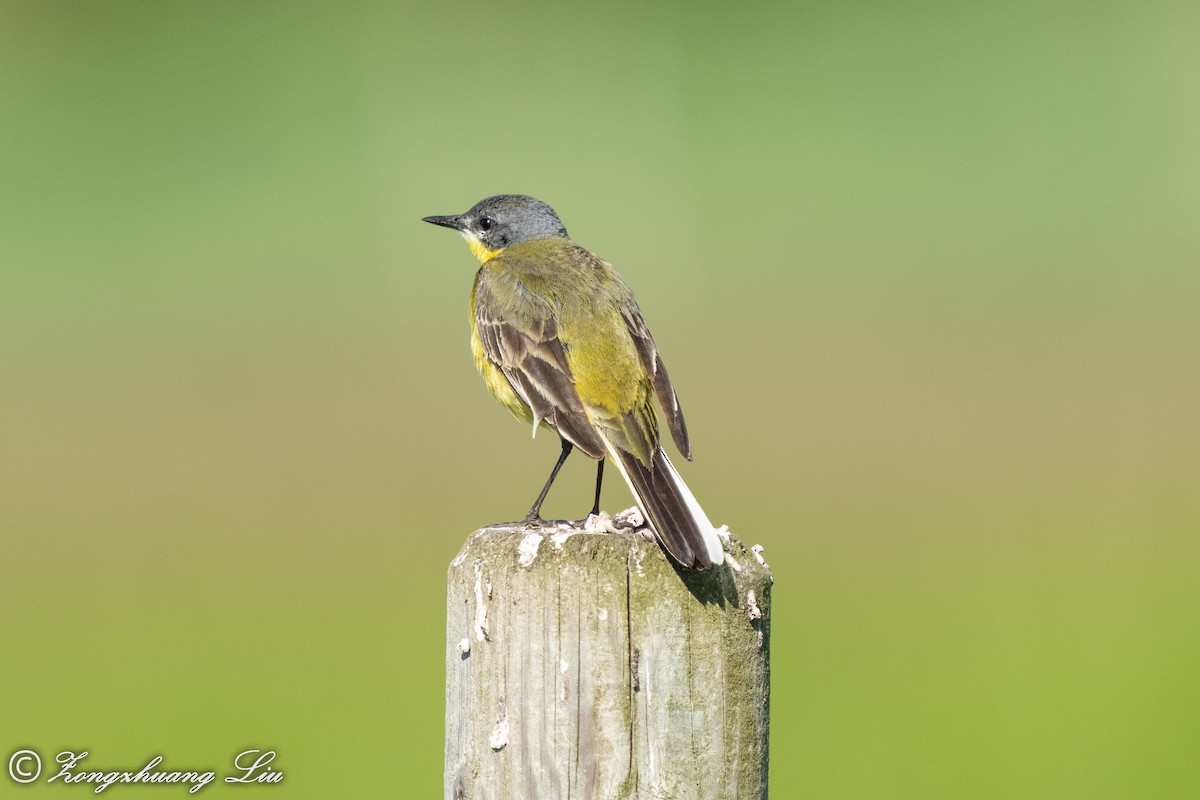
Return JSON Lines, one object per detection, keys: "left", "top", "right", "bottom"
{"left": 2, "top": 1, "right": 1197, "bottom": 797}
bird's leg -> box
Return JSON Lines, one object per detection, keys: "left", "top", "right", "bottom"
{"left": 571, "top": 459, "right": 605, "bottom": 526}
{"left": 590, "top": 458, "right": 605, "bottom": 517}
{"left": 524, "top": 439, "right": 573, "bottom": 527}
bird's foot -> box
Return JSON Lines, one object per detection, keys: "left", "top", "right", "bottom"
{"left": 523, "top": 514, "right": 576, "bottom": 530}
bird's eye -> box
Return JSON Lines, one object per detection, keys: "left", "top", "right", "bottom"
{"left": 478, "top": 216, "right": 495, "bottom": 231}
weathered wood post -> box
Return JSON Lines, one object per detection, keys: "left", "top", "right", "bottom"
{"left": 445, "top": 520, "right": 772, "bottom": 799}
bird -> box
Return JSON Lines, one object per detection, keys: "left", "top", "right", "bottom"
{"left": 422, "top": 195, "right": 724, "bottom": 570}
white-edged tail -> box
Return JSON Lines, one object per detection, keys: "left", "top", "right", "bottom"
{"left": 604, "top": 441, "right": 724, "bottom": 570}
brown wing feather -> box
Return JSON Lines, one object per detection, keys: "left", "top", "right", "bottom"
{"left": 475, "top": 278, "right": 607, "bottom": 459}
{"left": 620, "top": 302, "right": 691, "bottom": 460}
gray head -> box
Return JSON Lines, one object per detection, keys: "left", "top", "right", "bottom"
{"left": 422, "top": 195, "right": 568, "bottom": 261}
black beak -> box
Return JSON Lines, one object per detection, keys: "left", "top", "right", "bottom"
{"left": 422, "top": 214, "right": 465, "bottom": 231}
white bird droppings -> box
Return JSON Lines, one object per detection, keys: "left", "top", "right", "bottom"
{"left": 517, "top": 532, "right": 543, "bottom": 567}
{"left": 746, "top": 589, "right": 765, "bottom": 648}
{"left": 489, "top": 706, "right": 508, "bottom": 751}
{"left": 746, "top": 590, "right": 762, "bottom": 622}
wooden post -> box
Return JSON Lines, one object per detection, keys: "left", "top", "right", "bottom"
{"left": 444, "top": 522, "right": 772, "bottom": 800}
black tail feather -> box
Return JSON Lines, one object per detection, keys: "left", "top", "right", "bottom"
{"left": 610, "top": 445, "right": 719, "bottom": 570}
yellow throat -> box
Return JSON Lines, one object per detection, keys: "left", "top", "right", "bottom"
{"left": 464, "top": 232, "right": 504, "bottom": 263}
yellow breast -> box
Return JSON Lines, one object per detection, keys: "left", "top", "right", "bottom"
{"left": 469, "top": 279, "right": 533, "bottom": 427}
